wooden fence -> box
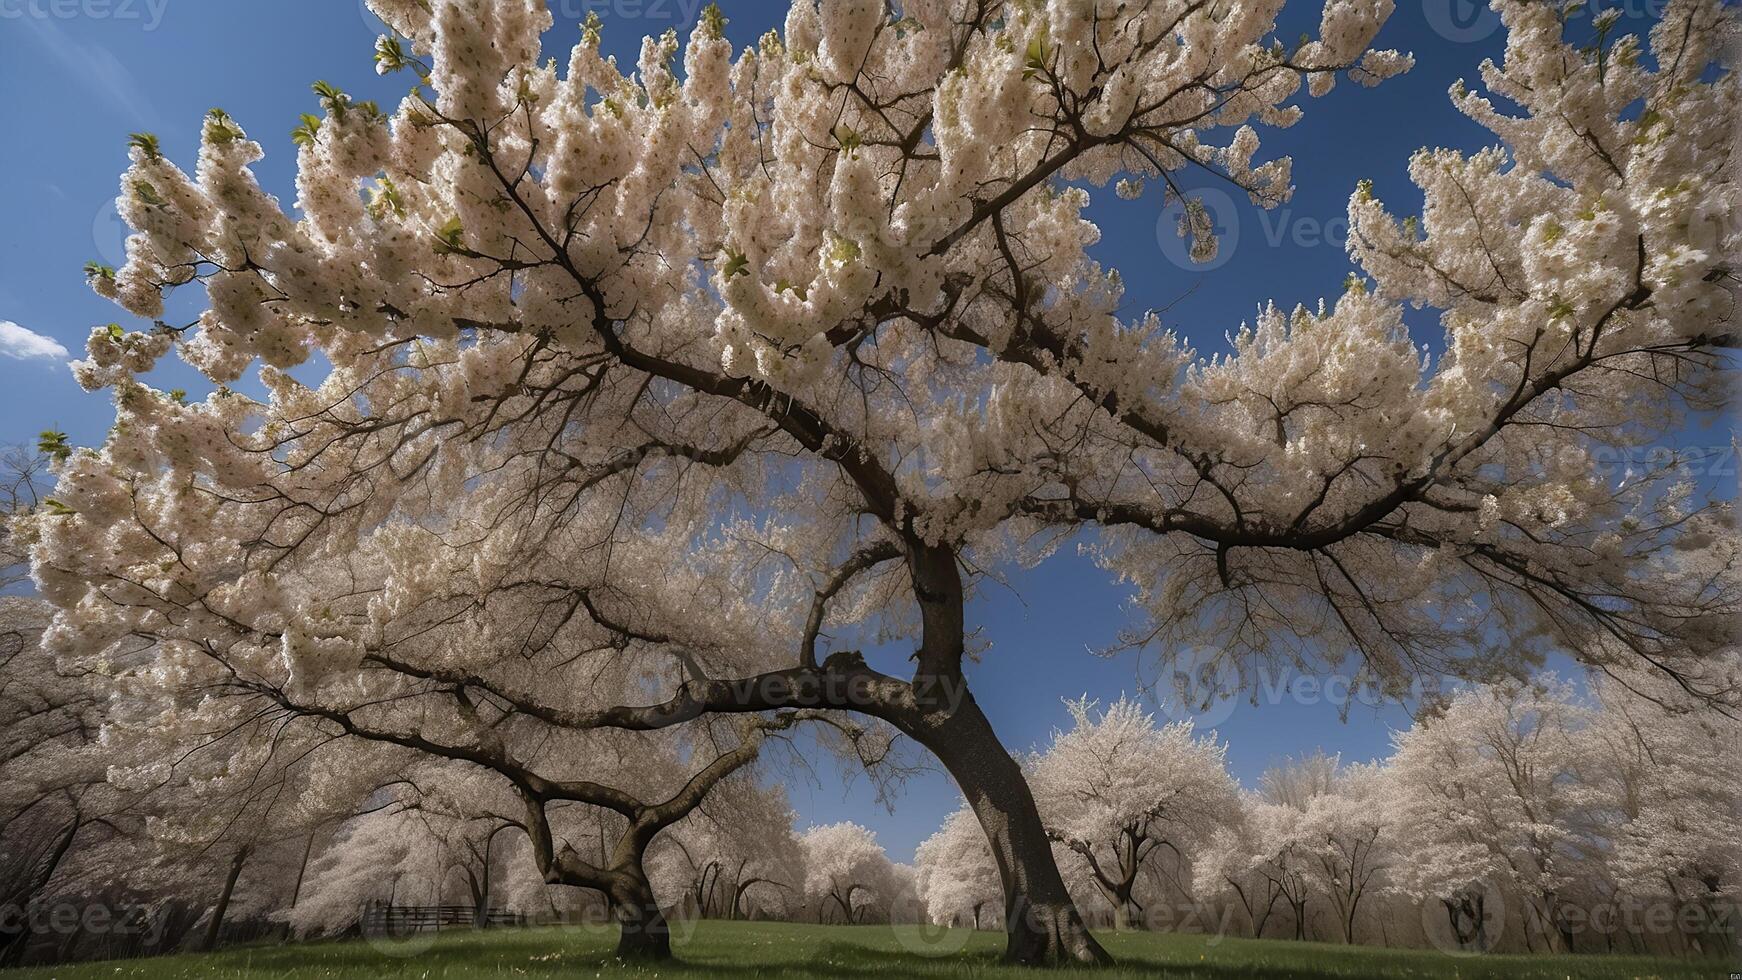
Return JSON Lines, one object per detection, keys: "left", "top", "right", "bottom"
{"left": 360, "top": 901, "right": 527, "bottom": 935}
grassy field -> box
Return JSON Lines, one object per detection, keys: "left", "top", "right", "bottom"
{"left": 2, "top": 920, "right": 1727, "bottom": 979}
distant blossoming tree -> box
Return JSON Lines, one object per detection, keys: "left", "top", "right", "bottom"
{"left": 650, "top": 775, "right": 806, "bottom": 922}
{"left": 1384, "top": 678, "right": 1598, "bottom": 953}
{"left": 798, "top": 821, "right": 899, "bottom": 924}
{"left": 1028, "top": 697, "right": 1238, "bottom": 930}
{"left": 29, "top": 0, "right": 1737, "bottom": 964}
{"left": 915, "top": 805, "right": 1003, "bottom": 930}
{"left": 1585, "top": 659, "right": 1742, "bottom": 956}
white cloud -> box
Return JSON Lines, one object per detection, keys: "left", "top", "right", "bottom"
{"left": 0, "top": 321, "right": 71, "bottom": 362}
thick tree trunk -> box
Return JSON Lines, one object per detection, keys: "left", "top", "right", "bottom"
{"left": 608, "top": 872, "right": 671, "bottom": 961}
{"left": 200, "top": 846, "right": 248, "bottom": 952}
{"left": 913, "top": 694, "right": 1110, "bottom": 966}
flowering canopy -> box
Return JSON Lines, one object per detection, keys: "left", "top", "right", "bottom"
{"left": 23, "top": 0, "right": 1740, "bottom": 965}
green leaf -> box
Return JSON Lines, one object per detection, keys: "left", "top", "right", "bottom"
{"left": 106, "top": 323, "right": 125, "bottom": 340}
{"left": 205, "top": 108, "right": 244, "bottom": 145}
{"left": 84, "top": 261, "right": 116, "bottom": 280}
{"left": 722, "top": 247, "right": 749, "bottom": 280}
{"left": 1023, "top": 27, "right": 1051, "bottom": 79}
{"left": 367, "top": 176, "right": 406, "bottom": 219}
{"left": 132, "top": 180, "right": 166, "bottom": 207}
{"left": 700, "top": 3, "right": 727, "bottom": 40}
{"left": 433, "top": 216, "right": 466, "bottom": 254}
{"left": 37, "top": 430, "right": 72, "bottom": 462}
{"left": 291, "top": 113, "right": 323, "bottom": 148}
{"left": 313, "top": 80, "right": 350, "bottom": 120}
{"left": 374, "top": 35, "right": 410, "bottom": 73}
{"left": 827, "top": 236, "right": 860, "bottom": 266}
{"left": 127, "top": 132, "right": 162, "bottom": 160}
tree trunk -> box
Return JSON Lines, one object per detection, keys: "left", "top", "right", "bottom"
{"left": 200, "top": 846, "right": 249, "bottom": 952}
{"left": 608, "top": 872, "right": 671, "bottom": 961}
{"left": 477, "top": 837, "right": 495, "bottom": 930}
{"left": 913, "top": 694, "right": 1110, "bottom": 966}
{"left": 1105, "top": 891, "right": 1135, "bottom": 932}
{"left": 1103, "top": 886, "right": 1141, "bottom": 932}
{"left": 0, "top": 816, "right": 82, "bottom": 966}
{"left": 287, "top": 830, "right": 316, "bottom": 910}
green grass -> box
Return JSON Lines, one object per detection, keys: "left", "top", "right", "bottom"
{"left": 2, "top": 920, "right": 1725, "bottom": 979}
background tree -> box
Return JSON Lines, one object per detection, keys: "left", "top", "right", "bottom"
{"left": 1587, "top": 658, "right": 1741, "bottom": 956}
{"left": 0, "top": 446, "right": 51, "bottom": 592}
{"left": 1293, "top": 762, "right": 1395, "bottom": 944}
{"left": 1194, "top": 808, "right": 1286, "bottom": 941}
{"left": 0, "top": 598, "right": 119, "bottom": 965}
{"left": 1385, "top": 678, "right": 1597, "bottom": 953}
{"left": 651, "top": 775, "right": 805, "bottom": 922}
{"left": 287, "top": 764, "right": 559, "bottom": 936}
{"left": 915, "top": 805, "right": 1003, "bottom": 930}
{"left": 799, "top": 822, "right": 897, "bottom": 925}
{"left": 1029, "top": 697, "right": 1238, "bottom": 930}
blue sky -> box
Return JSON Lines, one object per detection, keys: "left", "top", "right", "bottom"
{"left": 0, "top": 0, "right": 1713, "bottom": 861}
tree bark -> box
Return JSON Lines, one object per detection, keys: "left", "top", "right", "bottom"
{"left": 731, "top": 877, "right": 779, "bottom": 921}
{"left": 911, "top": 693, "right": 1110, "bottom": 966}
{"left": 200, "top": 846, "right": 249, "bottom": 952}
{"left": 607, "top": 865, "right": 671, "bottom": 961}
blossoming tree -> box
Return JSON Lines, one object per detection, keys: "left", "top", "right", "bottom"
{"left": 649, "top": 776, "right": 806, "bottom": 922}
{"left": 915, "top": 805, "right": 1004, "bottom": 930}
{"left": 29, "top": 0, "right": 1739, "bottom": 965}
{"left": 1028, "top": 697, "right": 1238, "bottom": 930}
{"left": 0, "top": 448, "right": 50, "bottom": 592}
{"left": 798, "top": 821, "right": 900, "bottom": 924}
{"left": 288, "top": 762, "right": 561, "bottom": 936}
{"left": 1587, "top": 657, "right": 1742, "bottom": 956}
{"left": 1385, "top": 678, "right": 1599, "bottom": 953}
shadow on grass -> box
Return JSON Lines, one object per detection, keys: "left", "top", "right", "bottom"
{"left": 2, "top": 922, "right": 1725, "bottom": 979}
